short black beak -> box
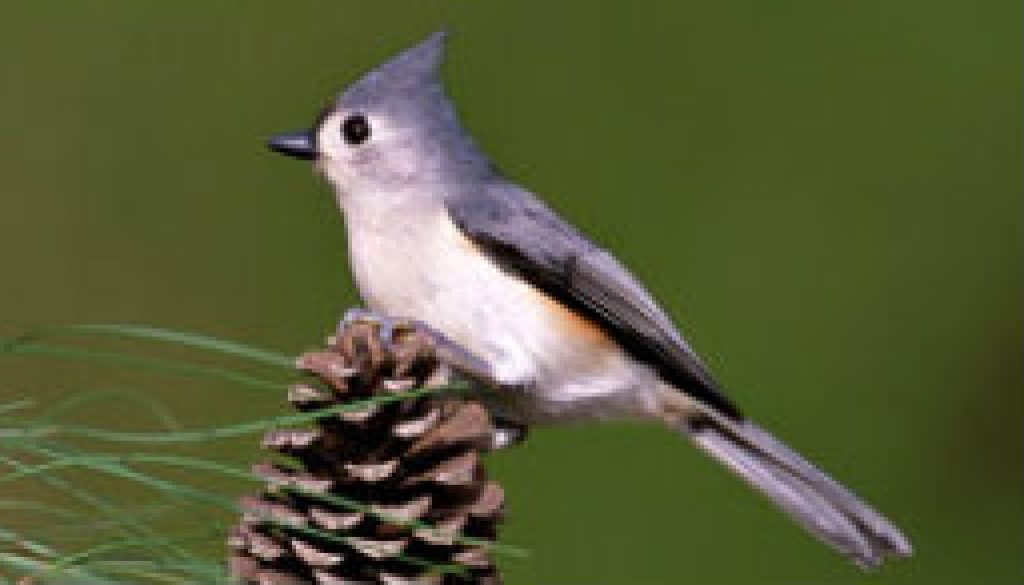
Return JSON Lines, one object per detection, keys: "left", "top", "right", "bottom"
{"left": 267, "top": 131, "right": 316, "bottom": 160}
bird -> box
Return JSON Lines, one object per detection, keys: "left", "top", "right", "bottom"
{"left": 267, "top": 31, "right": 912, "bottom": 569}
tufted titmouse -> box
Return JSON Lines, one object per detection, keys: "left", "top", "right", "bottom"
{"left": 267, "top": 31, "right": 911, "bottom": 568}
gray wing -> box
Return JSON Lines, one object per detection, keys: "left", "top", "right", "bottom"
{"left": 446, "top": 182, "right": 742, "bottom": 420}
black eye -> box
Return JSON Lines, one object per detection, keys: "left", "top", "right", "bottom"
{"left": 341, "top": 114, "right": 371, "bottom": 145}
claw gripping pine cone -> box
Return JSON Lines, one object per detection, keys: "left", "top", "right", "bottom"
{"left": 229, "top": 320, "right": 505, "bottom": 585}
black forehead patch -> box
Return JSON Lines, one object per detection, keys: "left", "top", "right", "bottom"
{"left": 313, "top": 103, "right": 335, "bottom": 132}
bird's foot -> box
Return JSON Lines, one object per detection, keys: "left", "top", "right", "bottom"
{"left": 338, "top": 308, "right": 411, "bottom": 347}
{"left": 337, "top": 308, "right": 529, "bottom": 449}
{"left": 336, "top": 308, "right": 501, "bottom": 388}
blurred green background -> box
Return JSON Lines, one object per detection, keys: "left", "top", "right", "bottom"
{"left": 1, "top": 1, "right": 1021, "bottom": 584}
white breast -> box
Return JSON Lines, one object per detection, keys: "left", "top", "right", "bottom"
{"left": 343, "top": 200, "right": 663, "bottom": 422}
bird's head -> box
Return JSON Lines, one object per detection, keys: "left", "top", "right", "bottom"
{"left": 268, "top": 31, "right": 491, "bottom": 203}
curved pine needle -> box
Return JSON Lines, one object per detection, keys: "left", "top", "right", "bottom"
{"left": 5, "top": 388, "right": 438, "bottom": 444}
{"left": 0, "top": 528, "right": 111, "bottom": 585}
{"left": 2, "top": 444, "right": 526, "bottom": 559}
{"left": 50, "top": 529, "right": 221, "bottom": 574}
{"left": 0, "top": 400, "right": 34, "bottom": 415}
{"left": 2, "top": 342, "right": 283, "bottom": 391}
{"left": 7, "top": 445, "right": 475, "bottom": 575}
{"left": 28, "top": 503, "right": 177, "bottom": 543}
{"left": 0, "top": 552, "right": 117, "bottom": 585}
{"left": 0, "top": 452, "right": 195, "bottom": 566}
{"left": 39, "top": 389, "right": 185, "bottom": 431}
{"left": 91, "top": 560, "right": 229, "bottom": 584}
{"left": 63, "top": 324, "right": 294, "bottom": 369}
{"left": 0, "top": 498, "right": 84, "bottom": 522}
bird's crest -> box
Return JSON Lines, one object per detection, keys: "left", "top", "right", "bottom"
{"left": 339, "top": 30, "right": 448, "bottom": 109}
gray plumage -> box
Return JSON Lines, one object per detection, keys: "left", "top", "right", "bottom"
{"left": 446, "top": 179, "right": 742, "bottom": 419}
{"left": 269, "top": 30, "right": 913, "bottom": 569}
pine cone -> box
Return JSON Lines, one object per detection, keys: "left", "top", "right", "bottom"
{"left": 229, "top": 320, "right": 504, "bottom": 585}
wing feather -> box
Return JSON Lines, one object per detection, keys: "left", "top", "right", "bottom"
{"left": 446, "top": 183, "right": 742, "bottom": 420}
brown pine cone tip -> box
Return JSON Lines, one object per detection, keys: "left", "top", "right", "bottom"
{"left": 230, "top": 320, "right": 505, "bottom": 585}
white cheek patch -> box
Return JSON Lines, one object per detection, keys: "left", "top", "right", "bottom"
{"left": 316, "top": 112, "right": 346, "bottom": 156}
{"left": 318, "top": 112, "right": 423, "bottom": 187}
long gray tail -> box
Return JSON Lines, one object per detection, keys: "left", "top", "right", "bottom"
{"left": 682, "top": 415, "right": 912, "bottom": 568}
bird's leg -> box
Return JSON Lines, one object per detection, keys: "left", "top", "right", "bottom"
{"left": 490, "top": 419, "right": 529, "bottom": 450}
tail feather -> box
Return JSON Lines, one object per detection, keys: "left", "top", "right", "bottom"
{"left": 684, "top": 416, "right": 912, "bottom": 568}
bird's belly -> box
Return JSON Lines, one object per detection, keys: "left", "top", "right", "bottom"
{"left": 348, "top": 212, "right": 661, "bottom": 422}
